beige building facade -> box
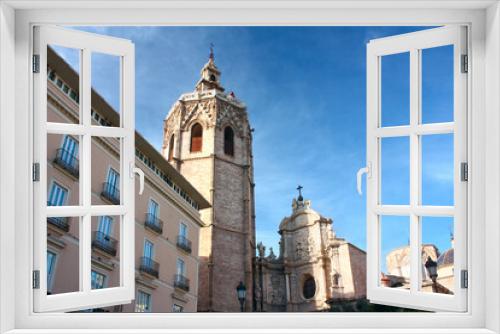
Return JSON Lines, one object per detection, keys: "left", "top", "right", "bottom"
{"left": 382, "top": 241, "right": 454, "bottom": 294}
{"left": 46, "top": 48, "right": 210, "bottom": 313}
{"left": 255, "top": 193, "right": 367, "bottom": 312}
{"left": 162, "top": 51, "right": 256, "bottom": 312}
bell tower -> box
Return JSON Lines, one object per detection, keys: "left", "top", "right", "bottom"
{"left": 162, "top": 49, "right": 256, "bottom": 312}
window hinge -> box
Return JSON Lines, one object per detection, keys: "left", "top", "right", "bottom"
{"left": 461, "top": 269, "right": 468, "bottom": 289}
{"left": 33, "top": 270, "right": 40, "bottom": 289}
{"left": 461, "top": 162, "right": 468, "bottom": 182}
{"left": 461, "top": 54, "right": 468, "bottom": 73}
{"left": 32, "top": 54, "right": 40, "bottom": 73}
{"left": 32, "top": 163, "right": 40, "bottom": 182}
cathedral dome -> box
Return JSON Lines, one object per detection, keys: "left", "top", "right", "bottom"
{"left": 437, "top": 248, "right": 454, "bottom": 268}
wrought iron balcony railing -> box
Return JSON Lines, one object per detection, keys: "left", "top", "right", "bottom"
{"left": 144, "top": 214, "right": 164, "bottom": 235}
{"left": 139, "top": 256, "right": 159, "bottom": 278}
{"left": 47, "top": 216, "right": 70, "bottom": 232}
{"left": 53, "top": 148, "right": 79, "bottom": 178}
{"left": 174, "top": 274, "right": 190, "bottom": 292}
{"left": 176, "top": 235, "right": 192, "bottom": 254}
{"left": 92, "top": 231, "right": 118, "bottom": 256}
{"left": 101, "top": 182, "right": 120, "bottom": 205}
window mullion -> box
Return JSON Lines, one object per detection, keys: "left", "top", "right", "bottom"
{"left": 409, "top": 48, "right": 420, "bottom": 293}
{"left": 80, "top": 48, "right": 92, "bottom": 293}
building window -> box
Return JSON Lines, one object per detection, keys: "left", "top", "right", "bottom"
{"left": 224, "top": 126, "right": 234, "bottom": 156}
{"left": 303, "top": 275, "right": 316, "bottom": 299}
{"left": 148, "top": 199, "right": 159, "bottom": 218}
{"left": 91, "top": 271, "right": 106, "bottom": 290}
{"left": 176, "top": 258, "right": 185, "bottom": 277}
{"left": 172, "top": 304, "right": 183, "bottom": 313}
{"left": 190, "top": 123, "right": 203, "bottom": 152}
{"left": 98, "top": 216, "right": 113, "bottom": 236}
{"left": 106, "top": 168, "right": 120, "bottom": 194}
{"left": 179, "top": 223, "right": 188, "bottom": 239}
{"left": 144, "top": 240, "right": 154, "bottom": 259}
{"left": 102, "top": 168, "right": 120, "bottom": 204}
{"left": 47, "top": 251, "right": 57, "bottom": 293}
{"left": 55, "top": 135, "right": 79, "bottom": 177}
{"left": 48, "top": 182, "right": 68, "bottom": 206}
{"left": 135, "top": 290, "right": 152, "bottom": 313}
{"left": 168, "top": 134, "right": 175, "bottom": 161}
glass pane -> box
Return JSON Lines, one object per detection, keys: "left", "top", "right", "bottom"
{"left": 381, "top": 52, "right": 410, "bottom": 127}
{"left": 47, "top": 134, "right": 80, "bottom": 206}
{"left": 421, "top": 134, "right": 454, "bottom": 206}
{"left": 91, "top": 52, "right": 121, "bottom": 127}
{"left": 421, "top": 45, "right": 454, "bottom": 124}
{"left": 91, "top": 137, "right": 122, "bottom": 205}
{"left": 46, "top": 216, "right": 80, "bottom": 295}
{"left": 421, "top": 217, "right": 454, "bottom": 295}
{"left": 381, "top": 136, "right": 410, "bottom": 205}
{"left": 380, "top": 215, "right": 410, "bottom": 290}
{"left": 47, "top": 45, "right": 80, "bottom": 124}
{"left": 91, "top": 215, "right": 121, "bottom": 290}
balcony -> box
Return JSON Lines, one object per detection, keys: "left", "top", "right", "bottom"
{"left": 174, "top": 274, "right": 190, "bottom": 292}
{"left": 53, "top": 148, "right": 79, "bottom": 178}
{"left": 92, "top": 231, "right": 118, "bottom": 256}
{"left": 176, "top": 235, "right": 192, "bottom": 254}
{"left": 101, "top": 182, "right": 120, "bottom": 205}
{"left": 144, "top": 214, "right": 164, "bottom": 235}
{"left": 139, "top": 256, "right": 159, "bottom": 278}
{"left": 47, "top": 216, "right": 69, "bottom": 232}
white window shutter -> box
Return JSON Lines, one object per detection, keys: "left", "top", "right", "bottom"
{"left": 365, "top": 26, "right": 467, "bottom": 312}
{"left": 33, "top": 25, "right": 136, "bottom": 312}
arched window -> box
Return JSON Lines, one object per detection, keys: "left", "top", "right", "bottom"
{"left": 190, "top": 123, "right": 203, "bottom": 153}
{"left": 224, "top": 126, "right": 234, "bottom": 156}
{"left": 168, "top": 135, "right": 175, "bottom": 161}
{"left": 302, "top": 275, "right": 316, "bottom": 299}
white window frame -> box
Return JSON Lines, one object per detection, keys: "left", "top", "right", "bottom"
{"left": 1, "top": 2, "right": 499, "bottom": 334}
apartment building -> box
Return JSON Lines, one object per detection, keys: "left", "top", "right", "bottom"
{"left": 45, "top": 47, "right": 210, "bottom": 312}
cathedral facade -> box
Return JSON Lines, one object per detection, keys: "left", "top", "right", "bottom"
{"left": 254, "top": 192, "right": 367, "bottom": 312}
{"left": 162, "top": 51, "right": 256, "bottom": 312}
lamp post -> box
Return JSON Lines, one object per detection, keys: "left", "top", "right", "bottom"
{"left": 424, "top": 256, "right": 438, "bottom": 293}
{"left": 236, "top": 281, "right": 246, "bottom": 312}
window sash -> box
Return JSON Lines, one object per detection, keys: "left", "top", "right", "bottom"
{"left": 32, "top": 25, "right": 136, "bottom": 313}
{"left": 366, "top": 25, "right": 468, "bottom": 312}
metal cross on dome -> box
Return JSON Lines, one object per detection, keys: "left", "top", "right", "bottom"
{"left": 297, "top": 185, "right": 304, "bottom": 201}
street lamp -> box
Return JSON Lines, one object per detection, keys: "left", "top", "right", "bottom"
{"left": 236, "top": 281, "right": 246, "bottom": 312}
{"left": 424, "top": 256, "right": 438, "bottom": 293}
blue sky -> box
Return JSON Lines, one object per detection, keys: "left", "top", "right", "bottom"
{"left": 58, "top": 26, "right": 455, "bottom": 273}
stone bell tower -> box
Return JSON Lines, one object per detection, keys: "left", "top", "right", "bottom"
{"left": 162, "top": 48, "right": 256, "bottom": 312}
